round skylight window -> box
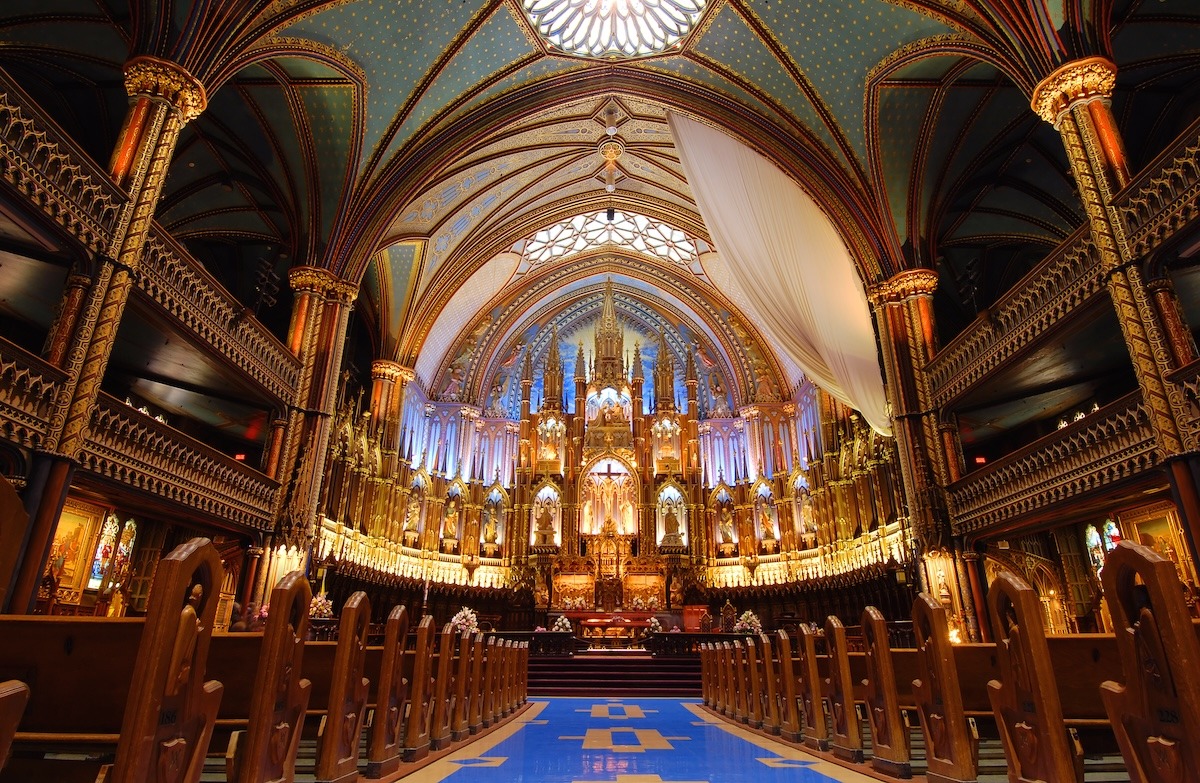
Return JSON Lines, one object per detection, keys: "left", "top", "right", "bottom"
{"left": 523, "top": 0, "right": 707, "bottom": 59}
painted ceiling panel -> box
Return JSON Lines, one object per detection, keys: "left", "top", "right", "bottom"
{"left": 298, "top": 83, "right": 356, "bottom": 240}
{"left": 0, "top": 15, "right": 127, "bottom": 63}
{"left": 380, "top": 241, "right": 422, "bottom": 349}
{"left": 875, "top": 84, "right": 934, "bottom": 243}
{"left": 282, "top": 0, "right": 486, "bottom": 170}
{"left": 398, "top": 161, "right": 512, "bottom": 235}
{"left": 375, "top": 4, "right": 539, "bottom": 165}
{"left": 415, "top": 251, "right": 520, "bottom": 391}
{"left": 639, "top": 57, "right": 793, "bottom": 137}
{"left": 168, "top": 210, "right": 277, "bottom": 239}
{"left": 691, "top": 3, "right": 845, "bottom": 165}
{"left": 951, "top": 210, "right": 1061, "bottom": 241}
{"left": 449, "top": 56, "right": 588, "bottom": 122}
{"left": 743, "top": 0, "right": 950, "bottom": 163}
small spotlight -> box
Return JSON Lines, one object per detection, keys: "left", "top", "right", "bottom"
{"left": 606, "top": 207, "right": 615, "bottom": 221}
{"left": 973, "top": 455, "right": 986, "bottom": 465}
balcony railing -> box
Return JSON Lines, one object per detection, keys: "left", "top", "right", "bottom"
{"left": 927, "top": 225, "right": 1102, "bottom": 408}
{"left": 948, "top": 392, "right": 1158, "bottom": 537}
{"left": 1115, "top": 113, "right": 1200, "bottom": 259}
{"left": 81, "top": 393, "right": 278, "bottom": 531}
{"left": 0, "top": 338, "right": 64, "bottom": 451}
{"left": 138, "top": 230, "right": 300, "bottom": 402}
{"left": 0, "top": 69, "right": 124, "bottom": 254}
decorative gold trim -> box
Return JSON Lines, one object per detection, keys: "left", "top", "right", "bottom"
{"left": 288, "top": 266, "right": 358, "bottom": 302}
{"left": 869, "top": 268, "right": 939, "bottom": 306}
{"left": 1031, "top": 57, "right": 1116, "bottom": 127}
{"left": 123, "top": 56, "right": 208, "bottom": 122}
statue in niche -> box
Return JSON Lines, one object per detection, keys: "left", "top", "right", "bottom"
{"left": 661, "top": 506, "right": 683, "bottom": 547}
{"left": 760, "top": 504, "right": 776, "bottom": 541}
{"left": 718, "top": 508, "right": 735, "bottom": 545}
{"left": 535, "top": 504, "right": 557, "bottom": 547}
{"left": 483, "top": 510, "right": 498, "bottom": 544}
{"left": 403, "top": 496, "right": 421, "bottom": 545}
{"left": 442, "top": 499, "right": 459, "bottom": 538}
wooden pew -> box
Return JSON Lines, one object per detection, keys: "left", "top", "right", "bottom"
{"left": 755, "top": 634, "right": 783, "bottom": 735}
{"left": 1100, "top": 540, "right": 1200, "bottom": 783}
{"left": 221, "top": 570, "right": 312, "bottom": 783}
{"left": 986, "top": 570, "right": 1083, "bottom": 783}
{"left": 480, "top": 636, "right": 498, "bottom": 729}
{"left": 451, "top": 629, "right": 472, "bottom": 739}
{"left": 824, "top": 616, "right": 864, "bottom": 763}
{"left": 313, "top": 591, "right": 370, "bottom": 783}
{"left": 402, "top": 616, "right": 436, "bottom": 761}
{"left": 365, "top": 605, "right": 410, "bottom": 779}
{"left": 795, "top": 624, "right": 830, "bottom": 751}
{"left": 518, "top": 639, "right": 529, "bottom": 705}
{"left": 429, "top": 624, "right": 458, "bottom": 750}
{"left": 699, "top": 642, "right": 714, "bottom": 707}
{"left": 0, "top": 537, "right": 224, "bottom": 783}
{"left": 860, "top": 606, "right": 910, "bottom": 778}
{"left": 730, "top": 638, "right": 749, "bottom": 723}
{"left": 0, "top": 680, "right": 28, "bottom": 773}
{"left": 746, "top": 636, "right": 766, "bottom": 729}
{"left": 465, "top": 633, "right": 485, "bottom": 736}
{"left": 912, "top": 592, "right": 980, "bottom": 783}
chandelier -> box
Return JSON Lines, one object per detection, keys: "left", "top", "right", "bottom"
{"left": 523, "top": 0, "right": 708, "bottom": 59}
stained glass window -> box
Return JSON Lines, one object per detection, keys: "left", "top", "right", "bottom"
{"left": 523, "top": 0, "right": 707, "bottom": 59}
{"left": 520, "top": 209, "right": 699, "bottom": 266}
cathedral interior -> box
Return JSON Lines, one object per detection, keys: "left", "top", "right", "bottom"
{"left": 1, "top": 0, "right": 1200, "bottom": 655}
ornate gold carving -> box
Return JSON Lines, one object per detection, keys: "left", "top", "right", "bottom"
{"left": 288, "top": 266, "right": 359, "bottom": 303}
{"left": 1030, "top": 57, "right": 1117, "bottom": 127}
{"left": 0, "top": 338, "right": 65, "bottom": 450}
{"left": 869, "top": 268, "right": 939, "bottom": 305}
{"left": 124, "top": 57, "right": 208, "bottom": 122}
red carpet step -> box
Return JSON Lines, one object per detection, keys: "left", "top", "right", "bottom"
{"left": 529, "top": 651, "right": 701, "bottom": 697}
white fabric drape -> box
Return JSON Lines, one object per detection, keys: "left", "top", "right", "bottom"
{"left": 667, "top": 112, "right": 892, "bottom": 435}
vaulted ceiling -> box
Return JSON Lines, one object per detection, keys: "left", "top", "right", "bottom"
{"left": 3, "top": 0, "right": 1200, "bottom": 446}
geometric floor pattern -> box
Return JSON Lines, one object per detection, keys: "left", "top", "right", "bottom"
{"left": 398, "top": 698, "right": 883, "bottom": 782}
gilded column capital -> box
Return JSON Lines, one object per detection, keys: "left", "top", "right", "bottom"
{"left": 371, "top": 359, "right": 409, "bottom": 383}
{"left": 123, "top": 56, "right": 207, "bottom": 122}
{"left": 288, "top": 266, "right": 358, "bottom": 303}
{"left": 1031, "top": 56, "right": 1117, "bottom": 127}
{"left": 869, "top": 268, "right": 939, "bottom": 306}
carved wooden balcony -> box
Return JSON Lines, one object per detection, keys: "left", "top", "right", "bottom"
{"left": 0, "top": 69, "right": 123, "bottom": 254}
{"left": 1170, "top": 357, "right": 1200, "bottom": 438}
{"left": 81, "top": 393, "right": 279, "bottom": 531}
{"left": 0, "top": 338, "right": 64, "bottom": 451}
{"left": 1115, "top": 113, "right": 1200, "bottom": 259}
{"left": 947, "top": 392, "right": 1158, "bottom": 537}
{"left": 927, "top": 225, "right": 1103, "bottom": 408}
{"left": 137, "top": 229, "right": 300, "bottom": 402}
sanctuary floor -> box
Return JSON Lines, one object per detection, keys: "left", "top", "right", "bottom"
{"left": 401, "top": 697, "right": 882, "bottom": 782}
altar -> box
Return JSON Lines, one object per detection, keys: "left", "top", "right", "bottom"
{"left": 564, "top": 611, "right": 658, "bottom": 648}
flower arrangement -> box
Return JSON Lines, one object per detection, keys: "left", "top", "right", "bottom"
{"left": 732, "top": 610, "right": 762, "bottom": 635}
{"left": 562, "top": 596, "right": 589, "bottom": 610}
{"left": 647, "top": 616, "right": 662, "bottom": 634}
{"left": 552, "top": 615, "right": 572, "bottom": 633}
{"left": 630, "top": 595, "right": 661, "bottom": 611}
{"left": 450, "top": 606, "right": 479, "bottom": 635}
{"left": 310, "top": 593, "right": 334, "bottom": 619}
{"left": 670, "top": 625, "right": 682, "bottom": 633}
{"left": 534, "top": 625, "right": 547, "bottom": 632}
{"left": 257, "top": 603, "right": 270, "bottom": 621}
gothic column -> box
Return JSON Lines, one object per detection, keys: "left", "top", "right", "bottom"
{"left": 869, "top": 269, "right": 952, "bottom": 597}
{"left": 277, "top": 267, "right": 357, "bottom": 547}
{"left": 1032, "top": 57, "right": 1200, "bottom": 557}
{"left": 11, "top": 57, "right": 206, "bottom": 613}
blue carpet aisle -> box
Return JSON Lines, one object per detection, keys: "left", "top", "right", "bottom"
{"left": 400, "top": 698, "right": 880, "bottom": 783}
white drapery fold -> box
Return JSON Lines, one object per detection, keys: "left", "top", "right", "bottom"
{"left": 667, "top": 112, "right": 892, "bottom": 435}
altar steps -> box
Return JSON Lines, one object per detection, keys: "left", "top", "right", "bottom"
{"left": 529, "top": 651, "right": 701, "bottom": 697}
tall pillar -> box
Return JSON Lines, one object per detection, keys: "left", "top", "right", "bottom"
{"left": 276, "top": 267, "right": 357, "bottom": 547}
{"left": 11, "top": 57, "right": 206, "bottom": 613}
{"left": 870, "top": 269, "right": 951, "bottom": 598}
{"left": 1032, "top": 57, "right": 1200, "bottom": 557}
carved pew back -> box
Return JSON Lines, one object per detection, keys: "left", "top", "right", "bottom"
{"left": 912, "top": 592, "right": 980, "bottom": 783}
{"left": 481, "top": 636, "right": 498, "bottom": 728}
{"left": 223, "top": 570, "right": 312, "bottom": 783}
{"left": 365, "top": 605, "right": 409, "bottom": 780}
{"left": 775, "top": 631, "right": 802, "bottom": 742}
{"left": 1100, "top": 540, "right": 1200, "bottom": 783}
{"left": 756, "top": 634, "right": 782, "bottom": 735}
{"left": 313, "top": 591, "right": 370, "bottom": 783}
{"left": 860, "top": 606, "right": 910, "bottom": 778}
{"left": 0, "top": 680, "right": 28, "bottom": 773}
{"left": 716, "top": 642, "right": 732, "bottom": 717}
{"left": 824, "top": 616, "right": 864, "bottom": 762}
{"left": 468, "top": 633, "right": 485, "bottom": 734}
{"left": 429, "top": 624, "right": 457, "bottom": 751}
{"left": 451, "top": 631, "right": 473, "bottom": 741}
{"left": 729, "top": 638, "right": 748, "bottom": 724}
{"left": 402, "top": 617, "right": 436, "bottom": 761}
{"left": 795, "top": 624, "right": 829, "bottom": 751}
{"left": 986, "top": 570, "right": 1082, "bottom": 783}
